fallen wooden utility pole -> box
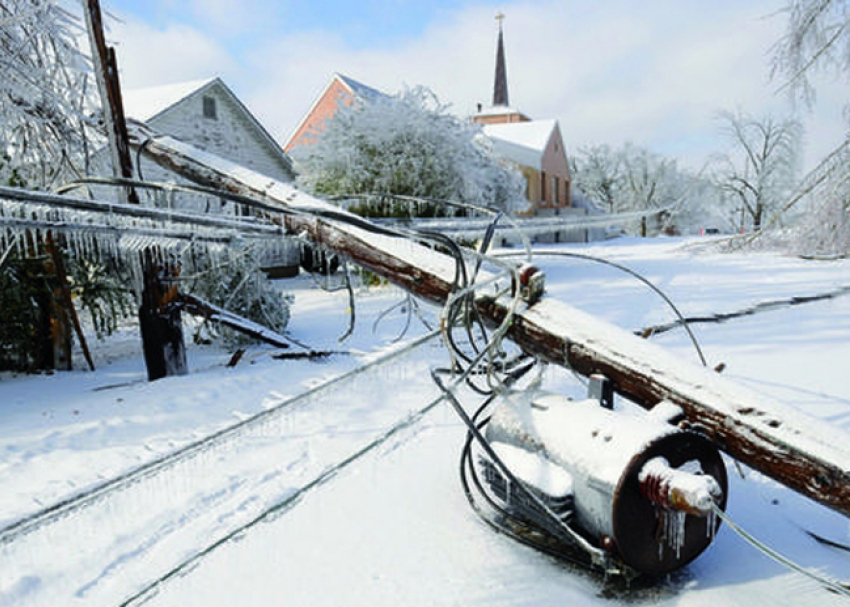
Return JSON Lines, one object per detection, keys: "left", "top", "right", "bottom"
{"left": 127, "top": 124, "right": 850, "bottom": 518}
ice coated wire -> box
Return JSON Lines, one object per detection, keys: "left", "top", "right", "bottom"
{"left": 710, "top": 502, "right": 850, "bottom": 597}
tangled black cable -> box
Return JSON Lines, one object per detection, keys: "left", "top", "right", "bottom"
{"left": 421, "top": 210, "right": 624, "bottom": 575}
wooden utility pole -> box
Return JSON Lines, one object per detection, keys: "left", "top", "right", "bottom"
{"left": 84, "top": 0, "right": 137, "bottom": 206}
{"left": 85, "top": 0, "right": 187, "bottom": 380}
{"left": 127, "top": 126, "right": 850, "bottom": 519}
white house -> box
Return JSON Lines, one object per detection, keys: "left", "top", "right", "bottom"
{"left": 122, "top": 77, "right": 294, "bottom": 185}
{"left": 119, "top": 77, "right": 299, "bottom": 276}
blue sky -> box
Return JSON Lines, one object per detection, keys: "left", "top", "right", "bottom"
{"left": 107, "top": 0, "right": 467, "bottom": 49}
{"left": 98, "top": 0, "right": 847, "bottom": 172}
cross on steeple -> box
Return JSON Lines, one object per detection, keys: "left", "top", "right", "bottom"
{"left": 492, "top": 12, "right": 509, "bottom": 107}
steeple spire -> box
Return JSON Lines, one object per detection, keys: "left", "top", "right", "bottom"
{"left": 492, "top": 12, "right": 509, "bottom": 107}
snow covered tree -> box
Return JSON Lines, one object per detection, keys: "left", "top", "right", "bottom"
{"left": 293, "top": 86, "right": 524, "bottom": 216}
{"left": 714, "top": 111, "right": 803, "bottom": 232}
{"left": 570, "top": 142, "right": 692, "bottom": 234}
{"left": 771, "top": 0, "right": 850, "bottom": 255}
{"left": 620, "top": 144, "right": 685, "bottom": 207}
{"left": 569, "top": 144, "right": 622, "bottom": 214}
{"left": 0, "top": 0, "right": 96, "bottom": 189}
{"left": 772, "top": 0, "right": 850, "bottom": 108}
{"left": 0, "top": 1, "right": 104, "bottom": 371}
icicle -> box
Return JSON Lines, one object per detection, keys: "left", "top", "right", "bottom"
{"left": 706, "top": 507, "right": 718, "bottom": 540}
{"left": 658, "top": 509, "right": 688, "bottom": 559}
{"left": 95, "top": 231, "right": 107, "bottom": 265}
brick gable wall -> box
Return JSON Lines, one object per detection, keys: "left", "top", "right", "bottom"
{"left": 284, "top": 78, "right": 354, "bottom": 152}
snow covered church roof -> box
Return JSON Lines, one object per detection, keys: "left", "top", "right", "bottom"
{"left": 482, "top": 119, "right": 558, "bottom": 169}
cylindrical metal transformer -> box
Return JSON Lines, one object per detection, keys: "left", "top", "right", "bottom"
{"left": 485, "top": 391, "right": 728, "bottom": 576}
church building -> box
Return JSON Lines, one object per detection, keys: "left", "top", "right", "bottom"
{"left": 472, "top": 15, "right": 572, "bottom": 215}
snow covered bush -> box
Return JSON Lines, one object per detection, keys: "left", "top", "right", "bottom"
{"left": 69, "top": 256, "right": 135, "bottom": 339}
{"left": 186, "top": 246, "right": 291, "bottom": 349}
{"left": 293, "top": 86, "right": 524, "bottom": 215}
{"left": 0, "top": 243, "right": 136, "bottom": 371}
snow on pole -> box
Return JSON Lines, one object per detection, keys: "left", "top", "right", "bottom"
{"left": 129, "top": 122, "right": 850, "bottom": 519}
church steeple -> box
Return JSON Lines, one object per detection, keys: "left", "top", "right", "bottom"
{"left": 472, "top": 12, "right": 529, "bottom": 125}
{"left": 492, "top": 13, "right": 509, "bottom": 107}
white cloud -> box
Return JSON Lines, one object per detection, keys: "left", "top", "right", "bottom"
{"left": 109, "top": 14, "right": 237, "bottom": 89}
{"left": 183, "top": 0, "right": 274, "bottom": 38}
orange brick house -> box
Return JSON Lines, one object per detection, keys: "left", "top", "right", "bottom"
{"left": 285, "top": 73, "right": 387, "bottom": 153}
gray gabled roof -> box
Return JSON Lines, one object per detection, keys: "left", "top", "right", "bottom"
{"left": 335, "top": 73, "right": 388, "bottom": 102}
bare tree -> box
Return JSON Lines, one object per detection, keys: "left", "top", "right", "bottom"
{"left": 714, "top": 111, "right": 803, "bottom": 231}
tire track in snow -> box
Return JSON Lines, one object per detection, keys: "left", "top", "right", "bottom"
{"left": 0, "top": 331, "right": 443, "bottom": 607}
{"left": 0, "top": 332, "right": 438, "bottom": 546}
{"left": 119, "top": 386, "right": 448, "bottom": 607}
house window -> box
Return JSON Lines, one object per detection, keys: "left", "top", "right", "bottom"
{"left": 202, "top": 96, "right": 217, "bottom": 120}
{"left": 553, "top": 176, "right": 559, "bottom": 205}
{"left": 540, "top": 171, "right": 547, "bottom": 204}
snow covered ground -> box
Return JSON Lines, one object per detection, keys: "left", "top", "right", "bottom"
{"left": 1, "top": 236, "right": 849, "bottom": 606}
